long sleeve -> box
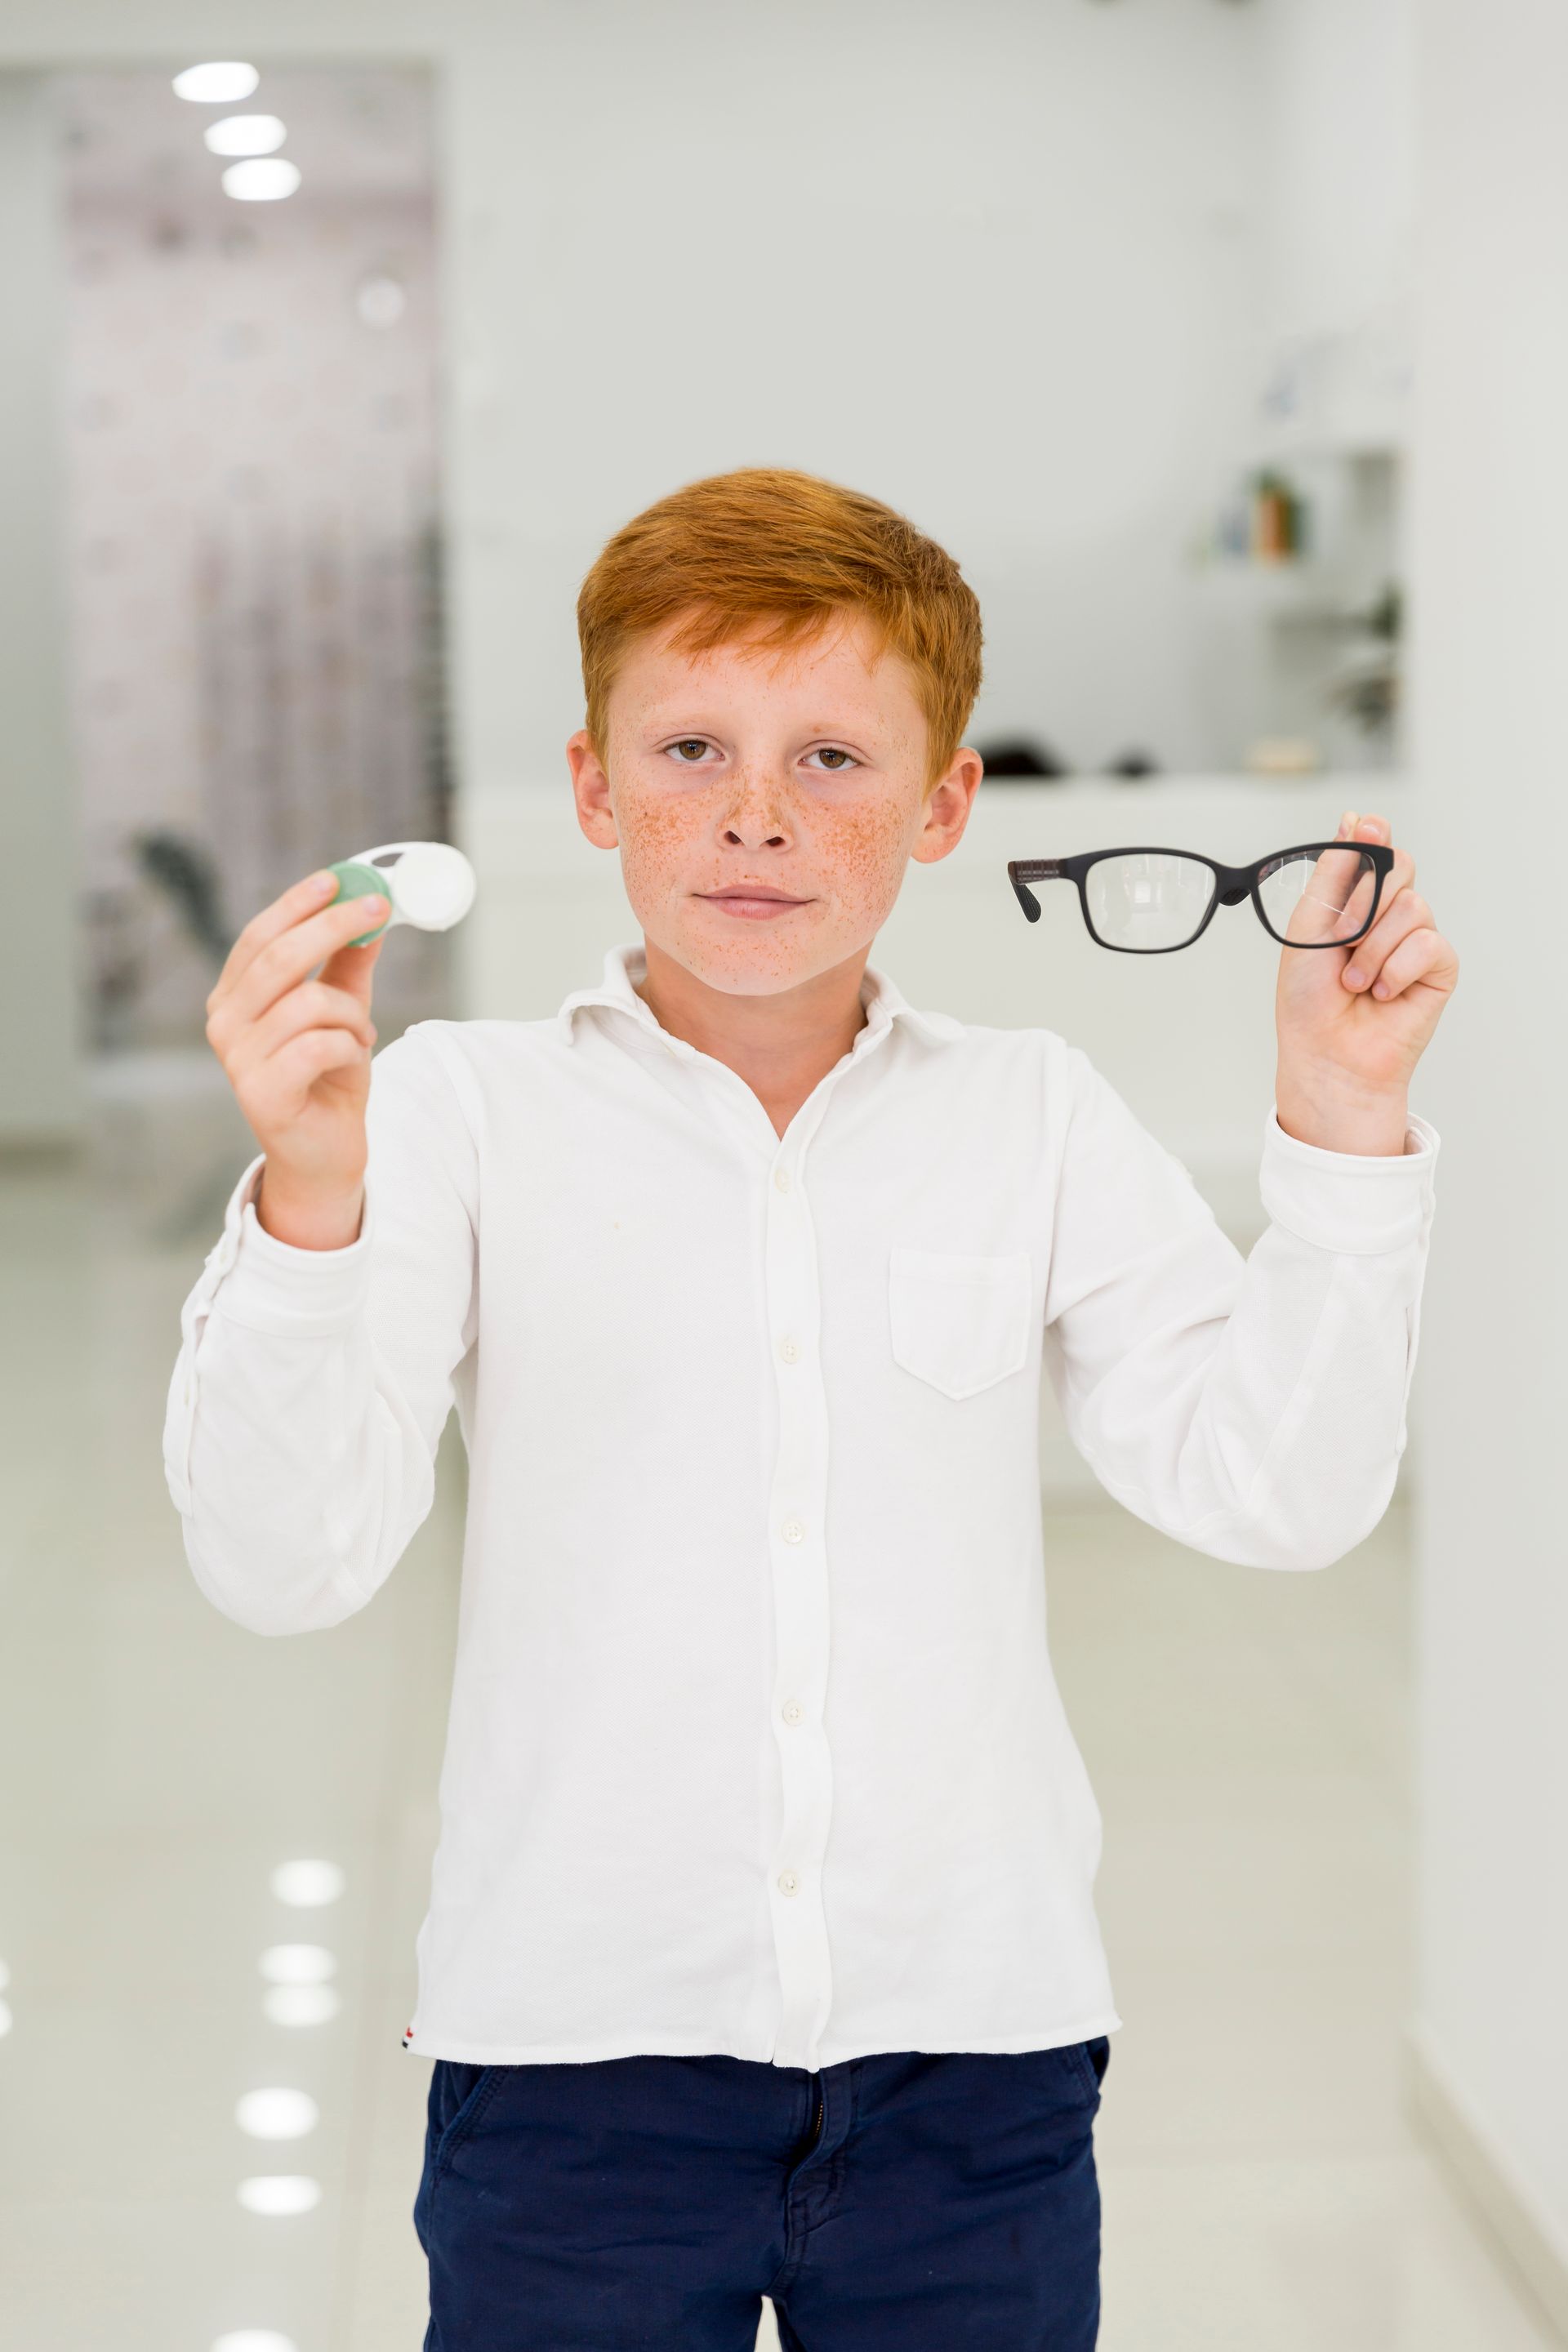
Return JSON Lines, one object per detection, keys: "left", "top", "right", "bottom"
{"left": 1041, "top": 1044, "right": 1439, "bottom": 1570}
{"left": 162, "top": 1023, "right": 480, "bottom": 1633}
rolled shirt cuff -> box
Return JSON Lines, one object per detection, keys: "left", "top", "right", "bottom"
{"left": 1259, "top": 1106, "right": 1439, "bottom": 1256}
{"left": 204, "top": 1152, "right": 376, "bottom": 1334}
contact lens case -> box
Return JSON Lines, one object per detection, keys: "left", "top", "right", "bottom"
{"left": 325, "top": 841, "right": 477, "bottom": 947}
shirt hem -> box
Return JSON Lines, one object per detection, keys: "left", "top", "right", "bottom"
{"left": 401, "top": 2012, "right": 1123, "bottom": 2066}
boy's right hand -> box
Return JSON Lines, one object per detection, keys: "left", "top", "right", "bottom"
{"left": 205, "top": 870, "right": 388, "bottom": 1250}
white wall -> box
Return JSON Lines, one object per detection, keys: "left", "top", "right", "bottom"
{"left": 0, "top": 74, "right": 86, "bottom": 1146}
{"left": 1256, "top": 0, "right": 1414, "bottom": 353}
{"left": 443, "top": 0, "right": 1272, "bottom": 786}
{"left": 1407, "top": 0, "right": 1568, "bottom": 2316}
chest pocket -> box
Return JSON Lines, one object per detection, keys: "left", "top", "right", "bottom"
{"left": 888, "top": 1247, "right": 1033, "bottom": 1401}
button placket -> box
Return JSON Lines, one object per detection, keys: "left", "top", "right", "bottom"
{"left": 764, "top": 1119, "right": 836, "bottom": 2073}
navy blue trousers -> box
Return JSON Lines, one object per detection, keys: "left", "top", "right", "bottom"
{"left": 413, "top": 2038, "right": 1110, "bottom": 2349}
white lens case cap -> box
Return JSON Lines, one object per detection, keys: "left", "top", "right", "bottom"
{"left": 349, "top": 840, "right": 477, "bottom": 932}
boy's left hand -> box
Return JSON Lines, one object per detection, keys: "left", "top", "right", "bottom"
{"left": 1274, "top": 810, "right": 1459, "bottom": 1156}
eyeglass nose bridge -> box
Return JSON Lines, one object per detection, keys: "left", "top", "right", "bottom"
{"left": 1218, "top": 880, "right": 1251, "bottom": 907}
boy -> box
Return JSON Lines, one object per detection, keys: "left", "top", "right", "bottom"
{"left": 167, "top": 468, "right": 1456, "bottom": 2348}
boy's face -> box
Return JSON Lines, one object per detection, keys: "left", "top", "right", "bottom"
{"left": 567, "top": 612, "right": 981, "bottom": 998}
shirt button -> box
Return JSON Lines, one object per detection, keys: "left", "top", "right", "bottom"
{"left": 777, "top": 1870, "right": 800, "bottom": 1896}
{"left": 778, "top": 1336, "right": 800, "bottom": 1364}
{"left": 773, "top": 1166, "right": 792, "bottom": 1193}
{"left": 780, "top": 1518, "right": 805, "bottom": 1545}
{"left": 781, "top": 1700, "right": 804, "bottom": 1726}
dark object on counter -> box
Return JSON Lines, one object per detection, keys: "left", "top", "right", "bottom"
{"left": 1105, "top": 750, "right": 1160, "bottom": 777}
{"left": 975, "top": 737, "right": 1069, "bottom": 778}
{"left": 132, "top": 827, "right": 231, "bottom": 961}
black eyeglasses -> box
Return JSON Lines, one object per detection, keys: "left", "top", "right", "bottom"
{"left": 1007, "top": 841, "right": 1396, "bottom": 954}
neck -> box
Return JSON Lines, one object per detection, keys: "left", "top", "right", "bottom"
{"left": 633, "top": 935, "right": 871, "bottom": 1138}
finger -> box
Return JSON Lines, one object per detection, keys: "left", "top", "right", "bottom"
{"left": 1314, "top": 811, "right": 1412, "bottom": 954}
{"left": 230, "top": 979, "right": 377, "bottom": 1076}
{"left": 1369, "top": 926, "right": 1459, "bottom": 1002}
{"left": 209, "top": 869, "right": 344, "bottom": 1007}
{"left": 258, "top": 1026, "right": 372, "bottom": 1116}
{"left": 1340, "top": 887, "right": 1435, "bottom": 989}
{"left": 1344, "top": 806, "right": 1413, "bottom": 881}
{"left": 317, "top": 928, "right": 387, "bottom": 1008}
{"left": 1288, "top": 835, "right": 1379, "bottom": 944}
{"left": 214, "top": 892, "right": 390, "bottom": 1032}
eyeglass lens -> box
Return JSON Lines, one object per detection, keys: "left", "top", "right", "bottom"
{"left": 1255, "top": 846, "right": 1379, "bottom": 946}
{"left": 1084, "top": 853, "right": 1215, "bottom": 949}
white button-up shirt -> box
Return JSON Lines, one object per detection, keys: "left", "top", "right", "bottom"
{"left": 163, "top": 942, "right": 1439, "bottom": 2071}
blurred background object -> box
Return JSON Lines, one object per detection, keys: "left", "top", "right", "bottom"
{"left": 973, "top": 736, "right": 1071, "bottom": 778}
{"left": 56, "top": 65, "right": 452, "bottom": 1060}
{"left": 0, "top": 2, "right": 1563, "bottom": 2349}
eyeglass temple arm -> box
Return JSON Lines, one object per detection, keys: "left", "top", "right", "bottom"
{"left": 1007, "top": 859, "right": 1064, "bottom": 924}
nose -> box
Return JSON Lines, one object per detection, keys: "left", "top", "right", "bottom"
{"left": 719, "top": 772, "right": 791, "bottom": 851}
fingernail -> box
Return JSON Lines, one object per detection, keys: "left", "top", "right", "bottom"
{"left": 1343, "top": 964, "right": 1365, "bottom": 987}
{"left": 313, "top": 870, "right": 337, "bottom": 893}
{"left": 1372, "top": 978, "right": 1391, "bottom": 998}
{"left": 362, "top": 895, "right": 386, "bottom": 915}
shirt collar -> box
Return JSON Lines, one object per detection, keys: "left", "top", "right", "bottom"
{"left": 555, "top": 941, "right": 964, "bottom": 1057}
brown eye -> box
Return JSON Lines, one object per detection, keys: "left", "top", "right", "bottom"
{"left": 670, "top": 740, "right": 708, "bottom": 762}
{"left": 812, "top": 746, "right": 856, "bottom": 771}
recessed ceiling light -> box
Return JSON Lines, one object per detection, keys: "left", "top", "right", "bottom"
{"left": 270, "top": 1860, "right": 345, "bottom": 1907}
{"left": 0, "top": 1999, "right": 12, "bottom": 2039}
{"left": 264, "top": 1984, "right": 341, "bottom": 2027}
{"left": 212, "top": 2336, "right": 300, "bottom": 2352}
{"left": 236, "top": 2087, "right": 319, "bottom": 2140}
{"left": 237, "top": 2175, "right": 321, "bottom": 2217}
{"left": 222, "top": 159, "right": 301, "bottom": 204}
{"left": 260, "top": 1944, "right": 337, "bottom": 1986}
{"left": 173, "top": 63, "right": 260, "bottom": 105}
{"left": 205, "top": 115, "right": 287, "bottom": 158}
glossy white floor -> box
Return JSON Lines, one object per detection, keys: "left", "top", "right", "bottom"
{"left": 0, "top": 1075, "right": 1553, "bottom": 2352}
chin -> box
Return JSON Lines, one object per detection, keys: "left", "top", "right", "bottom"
{"left": 651, "top": 914, "right": 861, "bottom": 997}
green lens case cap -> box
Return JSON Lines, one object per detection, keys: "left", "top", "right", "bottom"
{"left": 327, "top": 859, "right": 392, "bottom": 947}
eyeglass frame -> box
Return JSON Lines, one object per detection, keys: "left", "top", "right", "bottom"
{"left": 1005, "top": 841, "right": 1396, "bottom": 953}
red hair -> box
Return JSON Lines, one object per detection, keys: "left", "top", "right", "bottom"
{"left": 577, "top": 467, "right": 983, "bottom": 792}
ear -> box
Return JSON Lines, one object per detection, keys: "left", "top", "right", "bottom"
{"left": 567, "top": 728, "right": 618, "bottom": 850}
{"left": 910, "top": 746, "right": 984, "bottom": 866}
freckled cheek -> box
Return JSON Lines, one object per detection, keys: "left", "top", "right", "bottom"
{"left": 612, "top": 786, "right": 707, "bottom": 906}
{"left": 815, "top": 800, "right": 918, "bottom": 921}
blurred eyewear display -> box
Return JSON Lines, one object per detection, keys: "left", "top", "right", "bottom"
{"left": 1006, "top": 842, "right": 1396, "bottom": 955}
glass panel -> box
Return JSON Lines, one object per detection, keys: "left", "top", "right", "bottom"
{"left": 1083, "top": 853, "right": 1214, "bottom": 950}
{"left": 1256, "top": 847, "right": 1379, "bottom": 945}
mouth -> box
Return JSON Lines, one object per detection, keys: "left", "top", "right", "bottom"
{"left": 696, "top": 887, "right": 814, "bottom": 920}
